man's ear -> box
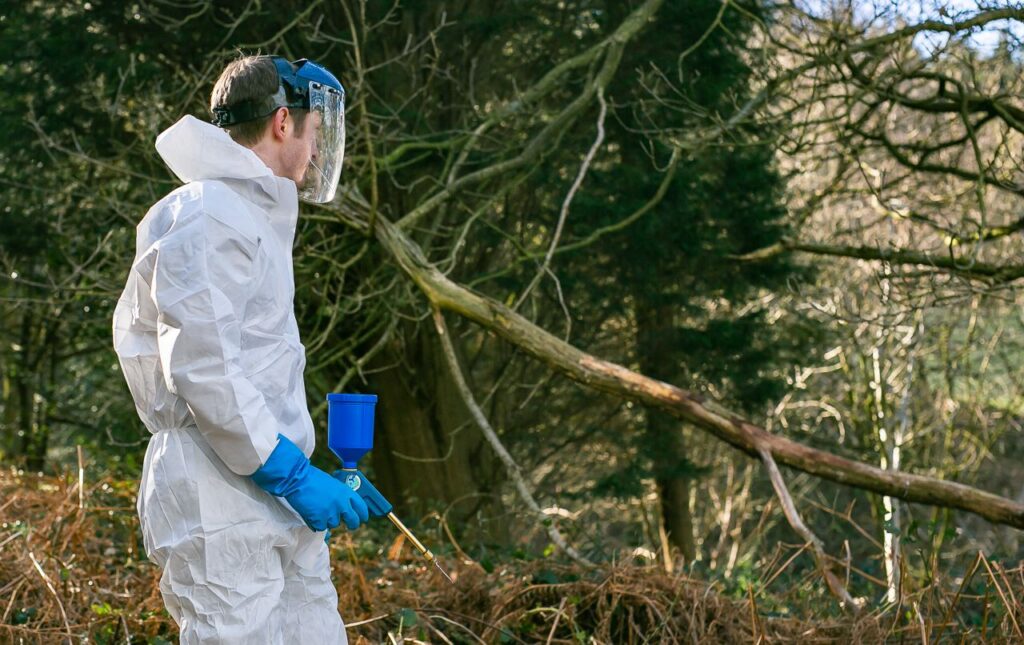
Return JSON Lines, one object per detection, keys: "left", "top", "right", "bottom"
{"left": 269, "top": 107, "right": 290, "bottom": 142}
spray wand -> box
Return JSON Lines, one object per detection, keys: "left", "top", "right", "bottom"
{"left": 327, "top": 393, "right": 454, "bottom": 584}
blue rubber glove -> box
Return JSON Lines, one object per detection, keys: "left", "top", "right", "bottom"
{"left": 251, "top": 435, "right": 369, "bottom": 532}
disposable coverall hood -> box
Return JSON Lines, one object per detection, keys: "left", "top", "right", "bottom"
{"left": 113, "top": 116, "right": 347, "bottom": 643}
{"left": 158, "top": 114, "right": 273, "bottom": 183}
{"left": 157, "top": 115, "right": 299, "bottom": 224}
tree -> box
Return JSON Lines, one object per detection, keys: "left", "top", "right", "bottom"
{"left": 6, "top": 0, "right": 1024, "bottom": 611}
{"left": 555, "top": 0, "right": 812, "bottom": 562}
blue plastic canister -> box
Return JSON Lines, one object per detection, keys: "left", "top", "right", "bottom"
{"left": 326, "top": 393, "right": 378, "bottom": 468}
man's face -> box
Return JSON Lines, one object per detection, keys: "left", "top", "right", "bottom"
{"left": 283, "top": 109, "right": 321, "bottom": 187}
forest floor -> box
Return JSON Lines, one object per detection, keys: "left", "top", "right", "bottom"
{"left": 1, "top": 466, "right": 1021, "bottom": 643}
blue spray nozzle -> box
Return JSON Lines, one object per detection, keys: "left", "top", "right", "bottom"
{"left": 326, "top": 393, "right": 378, "bottom": 468}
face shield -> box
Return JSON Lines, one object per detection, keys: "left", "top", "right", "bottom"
{"left": 297, "top": 80, "right": 345, "bottom": 204}
{"left": 211, "top": 56, "right": 346, "bottom": 204}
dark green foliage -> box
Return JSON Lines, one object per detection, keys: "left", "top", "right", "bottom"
{"left": 572, "top": 1, "right": 810, "bottom": 409}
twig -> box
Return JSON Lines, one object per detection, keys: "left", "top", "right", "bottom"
{"left": 979, "top": 551, "right": 1023, "bottom": 639}
{"left": 546, "top": 597, "right": 568, "bottom": 644}
{"left": 425, "top": 620, "right": 456, "bottom": 645}
{"left": 397, "top": 0, "right": 665, "bottom": 230}
{"left": 347, "top": 613, "right": 392, "bottom": 627}
{"left": 747, "top": 583, "right": 762, "bottom": 644}
{"left": 469, "top": 147, "right": 681, "bottom": 288}
{"left": 843, "top": 540, "right": 852, "bottom": 590}
{"left": 431, "top": 307, "right": 593, "bottom": 567}
{"left": 756, "top": 445, "right": 859, "bottom": 612}
{"left": 677, "top": 0, "right": 730, "bottom": 62}
{"left": 514, "top": 87, "right": 607, "bottom": 312}
{"left": 761, "top": 542, "right": 811, "bottom": 590}
{"left": 995, "top": 560, "right": 1020, "bottom": 609}
{"left": 28, "top": 550, "right": 71, "bottom": 635}
{"left": 1, "top": 579, "right": 24, "bottom": 625}
{"left": 0, "top": 531, "right": 21, "bottom": 553}
{"left": 912, "top": 601, "right": 928, "bottom": 644}
{"left": 429, "top": 615, "right": 487, "bottom": 645}
{"left": 421, "top": 607, "right": 528, "bottom": 644}
{"left": 0, "top": 496, "right": 17, "bottom": 515}
{"left": 339, "top": 0, "right": 380, "bottom": 236}
{"left": 427, "top": 510, "right": 475, "bottom": 565}
{"left": 77, "top": 445, "right": 85, "bottom": 510}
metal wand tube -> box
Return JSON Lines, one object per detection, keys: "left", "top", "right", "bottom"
{"left": 386, "top": 512, "right": 454, "bottom": 584}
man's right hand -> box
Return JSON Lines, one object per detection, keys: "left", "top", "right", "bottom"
{"left": 250, "top": 434, "right": 370, "bottom": 531}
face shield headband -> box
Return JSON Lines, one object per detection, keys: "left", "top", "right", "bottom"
{"left": 211, "top": 57, "right": 346, "bottom": 204}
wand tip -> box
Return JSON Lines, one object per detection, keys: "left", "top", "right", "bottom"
{"left": 434, "top": 559, "right": 454, "bottom": 585}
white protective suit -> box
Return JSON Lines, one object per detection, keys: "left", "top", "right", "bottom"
{"left": 113, "top": 115, "right": 347, "bottom": 644}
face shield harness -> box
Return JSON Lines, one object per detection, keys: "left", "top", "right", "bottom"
{"left": 212, "top": 57, "right": 346, "bottom": 204}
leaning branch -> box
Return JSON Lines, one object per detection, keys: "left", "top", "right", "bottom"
{"left": 757, "top": 445, "right": 859, "bottom": 611}
{"left": 324, "top": 199, "right": 1024, "bottom": 531}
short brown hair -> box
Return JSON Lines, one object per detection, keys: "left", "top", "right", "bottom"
{"left": 210, "top": 55, "right": 306, "bottom": 146}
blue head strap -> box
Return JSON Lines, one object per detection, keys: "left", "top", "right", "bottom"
{"left": 211, "top": 57, "right": 343, "bottom": 127}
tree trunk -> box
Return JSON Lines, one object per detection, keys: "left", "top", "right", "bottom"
{"left": 0, "top": 374, "right": 12, "bottom": 459}
{"left": 25, "top": 342, "right": 57, "bottom": 473}
{"left": 653, "top": 430, "right": 695, "bottom": 562}
{"left": 366, "top": 321, "right": 509, "bottom": 546}
{"left": 635, "top": 302, "right": 696, "bottom": 562}
{"left": 15, "top": 375, "right": 33, "bottom": 462}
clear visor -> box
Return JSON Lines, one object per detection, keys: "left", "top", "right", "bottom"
{"left": 297, "top": 82, "right": 345, "bottom": 204}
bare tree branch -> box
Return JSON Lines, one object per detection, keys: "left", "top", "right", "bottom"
{"left": 757, "top": 444, "right": 860, "bottom": 611}
{"left": 431, "top": 306, "right": 593, "bottom": 566}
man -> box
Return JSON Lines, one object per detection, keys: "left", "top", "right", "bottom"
{"left": 112, "top": 55, "right": 366, "bottom": 644}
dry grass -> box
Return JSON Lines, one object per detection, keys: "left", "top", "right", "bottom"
{"left": 1, "top": 466, "right": 1021, "bottom": 643}
{"left": 339, "top": 560, "right": 890, "bottom": 644}
{"left": 0, "top": 467, "right": 166, "bottom": 643}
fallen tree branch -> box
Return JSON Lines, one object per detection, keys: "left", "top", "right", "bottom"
{"left": 323, "top": 196, "right": 1024, "bottom": 531}
{"left": 430, "top": 306, "right": 593, "bottom": 567}
{"left": 757, "top": 444, "right": 859, "bottom": 611}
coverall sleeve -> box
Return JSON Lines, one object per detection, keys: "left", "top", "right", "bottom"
{"left": 150, "top": 211, "right": 279, "bottom": 475}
